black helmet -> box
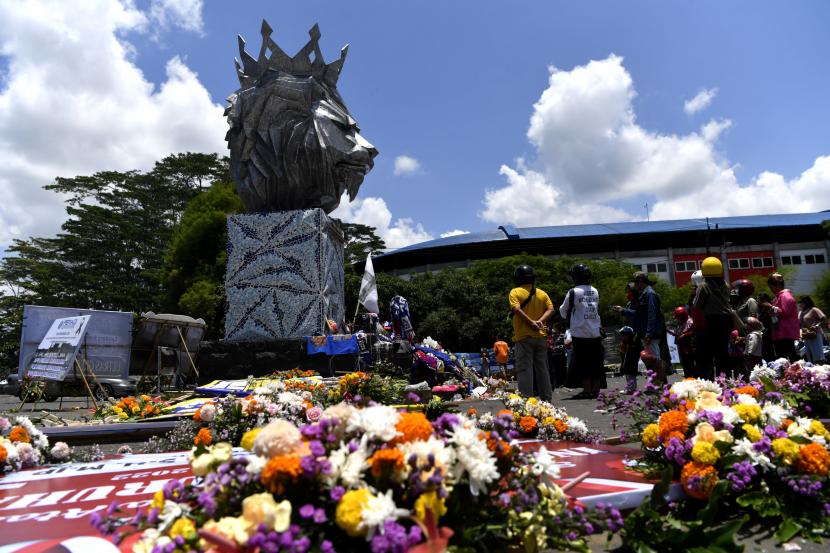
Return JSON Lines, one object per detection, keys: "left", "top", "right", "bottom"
{"left": 514, "top": 264, "right": 535, "bottom": 286}
{"left": 570, "top": 263, "right": 592, "bottom": 285}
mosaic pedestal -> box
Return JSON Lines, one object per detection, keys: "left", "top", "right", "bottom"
{"left": 224, "top": 209, "right": 345, "bottom": 341}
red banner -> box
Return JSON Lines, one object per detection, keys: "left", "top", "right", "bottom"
{"left": 0, "top": 443, "right": 656, "bottom": 550}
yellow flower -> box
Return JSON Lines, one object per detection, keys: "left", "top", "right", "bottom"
{"left": 112, "top": 406, "right": 123, "bottom": 414}
{"left": 336, "top": 488, "right": 371, "bottom": 537}
{"left": 742, "top": 424, "right": 762, "bottom": 443}
{"left": 696, "top": 391, "right": 722, "bottom": 411}
{"left": 131, "top": 406, "right": 140, "bottom": 415}
{"left": 691, "top": 441, "right": 720, "bottom": 465}
{"left": 241, "top": 428, "right": 262, "bottom": 451}
{"left": 242, "top": 493, "right": 291, "bottom": 532}
{"left": 414, "top": 490, "right": 447, "bottom": 523}
{"left": 169, "top": 517, "right": 196, "bottom": 539}
{"left": 151, "top": 489, "right": 165, "bottom": 510}
{"left": 118, "top": 412, "right": 128, "bottom": 420}
{"left": 526, "top": 397, "right": 538, "bottom": 406}
{"left": 733, "top": 404, "right": 761, "bottom": 424}
{"left": 810, "top": 420, "right": 830, "bottom": 440}
{"left": 642, "top": 424, "right": 661, "bottom": 449}
{"left": 771, "top": 438, "right": 801, "bottom": 465}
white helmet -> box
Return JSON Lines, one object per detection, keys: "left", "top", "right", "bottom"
{"left": 691, "top": 270, "right": 704, "bottom": 286}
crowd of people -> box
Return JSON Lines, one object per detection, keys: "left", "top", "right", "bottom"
{"left": 505, "top": 258, "right": 827, "bottom": 402}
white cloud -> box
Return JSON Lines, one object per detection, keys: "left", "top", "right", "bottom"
{"left": 393, "top": 154, "right": 420, "bottom": 176}
{"left": 0, "top": 0, "right": 224, "bottom": 246}
{"left": 684, "top": 87, "right": 718, "bottom": 115}
{"left": 481, "top": 55, "right": 830, "bottom": 227}
{"left": 331, "top": 194, "right": 433, "bottom": 250}
{"left": 440, "top": 229, "right": 470, "bottom": 238}
{"left": 149, "top": 0, "right": 205, "bottom": 35}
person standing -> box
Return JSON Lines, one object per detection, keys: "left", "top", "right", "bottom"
{"left": 744, "top": 317, "right": 765, "bottom": 371}
{"left": 757, "top": 293, "right": 777, "bottom": 361}
{"left": 615, "top": 271, "right": 667, "bottom": 385}
{"left": 798, "top": 295, "right": 826, "bottom": 364}
{"left": 669, "top": 306, "right": 697, "bottom": 377}
{"left": 615, "top": 282, "right": 642, "bottom": 392}
{"left": 493, "top": 336, "right": 509, "bottom": 376}
{"left": 765, "top": 274, "right": 799, "bottom": 362}
{"left": 559, "top": 264, "right": 605, "bottom": 399}
{"left": 480, "top": 348, "right": 491, "bottom": 378}
{"left": 692, "top": 257, "right": 734, "bottom": 379}
{"left": 732, "top": 279, "right": 758, "bottom": 323}
{"left": 509, "top": 265, "right": 554, "bottom": 401}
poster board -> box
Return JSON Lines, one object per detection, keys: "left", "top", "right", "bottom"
{"left": 666, "top": 334, "right": 681, "bottom": 364}
{"left": 19, "top": 306, "right": 133, "bottom": 381}
{"left": 24, "top": 316, "right": 91, "bottom": 381}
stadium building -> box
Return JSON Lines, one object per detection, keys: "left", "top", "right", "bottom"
{"left": 373, "top": 212, "right": 830, "bottom": 293}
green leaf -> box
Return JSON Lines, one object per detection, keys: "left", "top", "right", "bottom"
{"left": 736, "top": 491, "right": 781, "bottom": 517}
{"left": 760, "top": 375, "right": 778, "bottom": 393}
{"left": 788, "top": 435, "right": 812, "bottom": 444}
{"left": 775, "top": 518, "right": 803, "bottom": 543}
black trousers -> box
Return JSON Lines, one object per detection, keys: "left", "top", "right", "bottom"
{"left": 773, "top": 339, "right": 798, "bottom": 362}
{"left": 698, "top": 314, "right": 733, "bottom": 380}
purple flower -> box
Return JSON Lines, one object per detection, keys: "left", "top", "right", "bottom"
{"left": 726, "top": 460, "right": 757, "bottom": 491}
{"left": 330, "top": 486, "right": 345, "bottom": 501}
{"left": 299, "top": 504, "right": 315, "bottom": 519}
{"left": 371, "top": 521, "right": 422, "bottom": 553}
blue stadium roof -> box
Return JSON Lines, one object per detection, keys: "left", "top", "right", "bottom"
{"left": 382, "top": 211, "right": 830, "bottom": 256}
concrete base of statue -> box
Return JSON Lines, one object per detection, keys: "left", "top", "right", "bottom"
{"left": 224, "top": 209, "right": 345, "bottom": 341}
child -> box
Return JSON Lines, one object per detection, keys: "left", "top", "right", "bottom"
{"left": 618, "top": 326, "right": 640, "bottom": 393}
{"left": 480, "top": 348, "right": 491, "bottom": 378}
{"left": 744, "top": 317, "right": 764, "bottom": 371}
{"left": 728, "top": 329, "right": 746, "bottom": 378}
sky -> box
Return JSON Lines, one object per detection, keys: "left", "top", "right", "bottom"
{"left": 1, "top": 0, "right": 830, "bottom": 252}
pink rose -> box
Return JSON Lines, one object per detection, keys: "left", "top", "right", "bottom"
{"left": 306, "top": 406, "right": 322, "bottom": 422}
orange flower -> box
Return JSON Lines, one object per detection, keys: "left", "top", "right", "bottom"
{"left": 9, "top": 426, "right": 30, "bottom": 444}
{"left": 553, "top": 419, "right": 568, "bottom": 433}
{"left": 0, "top": 445, "right": 7, "bottom": 463}
{"left": 392, "top": 412, "right": 433, "bottom": 445}
{"left": 143, "top": 405, "right": 154, "bottom": 416}
{"left": 782, "top": 419, "right": 794, "bottom": 430}
{"left": 260, "top": 455, "right": 303, "bottom": 495}
{"left": 658, "top": 411, "right": 688, "bottom": 441}
{"left": 519, "top": 416, "right": 538, "bottom": 434}
{"left": 368, "top": 448, "right": 405, "bottom": 477}
{"left": 484, "top": 431, "right": 511, "bottom": 458}
{"left": 797, "top": 443, "right": 830, "bottom": 476}
{"left": 467, "top": 408, "right": 477, "bottom": 416}
{"left": 194, "top": 428, "right": 212, "bottom": 447}
{"left": 193, "top": 409, "right": 202, "bottom": 422}
{"left": 497, "top": 409, "right": 513, "bottom": 418}
{"left": 662, "top": 430, "right": 686, "bottom": 446}
{"left": 734, "top": 386, "right": 759, "bottom": 399}
{"left": 680, "top": 461, "right": 719, "bottom": 500}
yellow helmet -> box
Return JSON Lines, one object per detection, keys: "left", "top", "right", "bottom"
{"left": 701, "top": 256, "right": 723, "bottom": 277}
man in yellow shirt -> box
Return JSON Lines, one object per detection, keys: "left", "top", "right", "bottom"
{"left": 509, "top": 264, "right": 555, "bottom": 401}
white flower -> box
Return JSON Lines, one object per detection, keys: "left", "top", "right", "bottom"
{"left": 565, "top": 417, "right": 588, "bottom": 437}
{"left": 477, "top": 413, "right": 494, "bottom": 429}
{"left": 191, "top": 453, "right": 214, "bottom": 477}
{"left": 50, "top": 441, "right": 71, "bottom": 460}
{"left": 246, "top": 455, "right": 267, "bottom": 476}
{"left": 731, "top": 438, "right": 775, "bottom": 471}
{"left": 324, "top": 436, "right": 369, "bottom": 489}
{"left": 347, "top": 406, "right": 401, "bottom": 442}
{"left": 670, "top": 380, "right": 700, "bottom": 400}
{"left": 710, "top": 405, "right": 740, "bottom": 426}
{"left": 447, "top": 424, "right": 499, "bottom": 496}
{"left": 397, "top": 436, "right": 456, "bottom": 472}
{"left": 761, "top": 403, "right": 790, "bottom": 427}
{"left": 359, "top": 489, "right": 409, "bottom": 537}
{"left": 199, "top": 404, "right": 216, "bottom": 422}
{"left": 750, "top": 363, "right": 779, "bottom": 382}
{"left": 133, "top": 529, "right": 162, "bottom": 553}
{"left": 530, "top": 447, "right": 561, "bottom": 479}
{"left": 735, "top": 394, "right": 758, "bottom": 406}
{"left": 422, "top": 336, "right": 440, "bottom": 349}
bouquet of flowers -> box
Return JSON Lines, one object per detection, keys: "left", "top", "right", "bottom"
{"left": 1, "top": 416, "right": 71, "bottom": 473}
{"left": 634, "top": 377, "right": 830, "bottom": 542}
{"left": 97, "top": 395, "right": 168, "bottom": 421}
{"left": 749, "top": 359, "right": 830, "bottom": 418}
{"left": 96, "top": 406, "right": 620, "bottom": 552}
{"left": 479, "top": 393, "right": 601, "bottom": 443}
{"left": 326, "top": 372, "right": 408, "bottom": 407}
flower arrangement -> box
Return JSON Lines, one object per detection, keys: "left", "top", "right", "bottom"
{"left": 479, "top": 393, "right": 601, "bottom": 443}
{"left": 1, "top": 416, "right": 70, "bottom": 473}
{"left": 749, "top": 359, "right": 830, "bottom": 418}
{"left": 97, "top": 395, "right": 167, "bottom": 421}
{"left": 95, "top": 406, "right": 620, "bottom": 552}
{"left": 327, "top": 372, "right": 409, "bottom": 407}
{"left": 630, "top": 377, "right": 830, "bottom": 544}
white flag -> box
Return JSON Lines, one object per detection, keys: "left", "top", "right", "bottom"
{"left": 358, "top": 253, "right": 379, "bottom": 314}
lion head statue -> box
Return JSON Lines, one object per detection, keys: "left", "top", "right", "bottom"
{"left": 225, "top": 21, "right": 377, "bottom": 213}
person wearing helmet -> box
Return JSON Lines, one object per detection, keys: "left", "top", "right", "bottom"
{"left": 611, "top": 282, "right": 642, "bottom": 392}
{"left": 732, "top": 279, "right": 758, "bottom": 322}
{"left": 559, "top": 263, "right": 605, "bottom": 399}
{"left": 668, "top": 306, "right": 697, "bottom": 377}
{"left": 509, "top": 264, "right": 554, "bottom": 401}
{"left": 692, "top": 256, "right": 733, "bottom": 379}
{"left": 614, "top": 271, "right": 668, "bottom": 385}
{"left": 764, "top": 273, "right": 799, "bottom": 361}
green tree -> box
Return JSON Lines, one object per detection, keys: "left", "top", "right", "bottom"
{"left": 335, "top": 220, "right": 386, "bottom": 267}
{"left": 162, "top": 181, "right": 244, "bottom": 336}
